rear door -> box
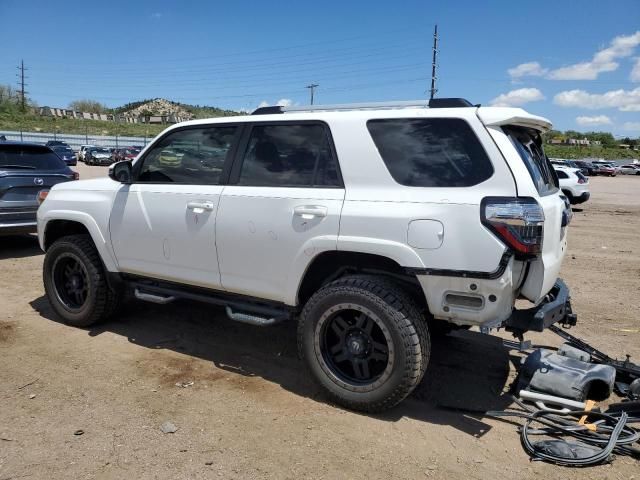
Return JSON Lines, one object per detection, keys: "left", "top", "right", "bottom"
{"left": 109, "top": 125, "right": 240, "bottom": 289}
{"left": 216, "top": 121, "right": 344, "bottom": 303}
{"left": 501, "top": 127, "right": 567, "bottom": 302}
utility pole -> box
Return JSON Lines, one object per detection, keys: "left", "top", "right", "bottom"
{"left": 17, "top": 59, "right": 28, "bottom": 112}
{"left": 429, "top": 25, "right": 438, "bottom": 100}
{"left": 306, "top": 83, "right": 319, "bottom": 105}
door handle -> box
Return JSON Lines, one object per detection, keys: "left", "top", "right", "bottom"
{"left": 294, "top": 205, "right": 328, "bottom": 219}
{"left": 187, "top": 201, "right": 214, "bottom": 212}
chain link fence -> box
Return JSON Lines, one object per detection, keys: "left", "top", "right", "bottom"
{"left": 0, "top": 130, "right": 151, "bottom": 151}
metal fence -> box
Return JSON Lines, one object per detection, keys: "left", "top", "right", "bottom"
{"left": 0, "top": 130, "right": 152, "bottom": 151}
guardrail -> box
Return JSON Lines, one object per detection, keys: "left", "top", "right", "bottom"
{"left": 0, "top": 130, "right": 152, "bottom": 150}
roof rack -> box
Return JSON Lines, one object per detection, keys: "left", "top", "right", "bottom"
{"left": 251, "top": 98, "right": 473, "bottom": 115}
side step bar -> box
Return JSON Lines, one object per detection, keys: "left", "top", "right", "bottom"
{"left": 131, "top": 283, "right": 290, "bottom": 326}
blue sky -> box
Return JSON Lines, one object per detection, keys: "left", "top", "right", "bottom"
{"left": 0, "top": 0, "right": 639, "bottom": 135}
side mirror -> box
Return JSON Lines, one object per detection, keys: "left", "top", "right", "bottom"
{"left": 109, "top": 161, "right": 133, "bottom": 183}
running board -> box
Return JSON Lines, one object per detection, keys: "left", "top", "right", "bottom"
{"left": 225, "top": 307, "right": 285, "bottom": 327}
{"left": 130, "top": 281, "right": 292, "bottom": 325}
{"left": 134, "top": 288, "right": 175, "bottom": 304}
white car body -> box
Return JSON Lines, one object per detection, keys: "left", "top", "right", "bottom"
{"left": 38, "top": 102, "right": 570, "bottom": 330}
{"left": 619, "top": 165, "right": 640, "bottom": 175}
{"left": 77, "top": 144, "right": 95, "bottom": 162}
{"left": 554, "top": 166, "right": 590, "bottom": 204}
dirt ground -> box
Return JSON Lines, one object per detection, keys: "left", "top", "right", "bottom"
{"left": 1, "top": 165, "right": 638, "bottom": 479}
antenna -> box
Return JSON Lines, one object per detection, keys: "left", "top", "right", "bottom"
{"left": 429, "top": 25, "right": 438, "bottom": 100}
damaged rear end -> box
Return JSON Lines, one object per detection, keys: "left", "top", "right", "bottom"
{"left": 478, "top": 107, "right": 575, "bottom": 333}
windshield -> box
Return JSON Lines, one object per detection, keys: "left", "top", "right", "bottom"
{"left": 503, "top": 126, "right": 558, "bottom": 195}
{"left": 93, "top": 148, "right": 110, "bottom": 154}
{"left": 0, "top": 145, "right": 67, "bottom": 170}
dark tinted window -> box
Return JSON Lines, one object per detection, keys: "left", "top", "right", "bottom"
{"left": 555, "top": 170, "right": 568, "bottom": 179}
{"left": 0, "top": 145, "right": 66, "bottom": 170}
{"left": 238, "top": 124, "right": 340, "bottom": 187}
{"left": 137, "top": 126, "right": 237, "bottom": 184}
{"left": 504, "top": 126, "right": 558, "bottom": 195}
{"left": 367, "top": 118, "right": 493, "bottom": 187}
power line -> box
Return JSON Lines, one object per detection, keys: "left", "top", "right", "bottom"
{"left": 306, "top": 84, "right": 319, "bottom": 105}
{"left": 429, "top": 25, "right": 438, "bottom": 100}
{"left": 17, "top": 59, "right": 28, "bottom": 112}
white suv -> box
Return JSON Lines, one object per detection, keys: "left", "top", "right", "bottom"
{"left": 37, "top": 98, "right": 575, "bottom": 412}
{"left": 554, "top": 166, "right": 590, "bottom": 204}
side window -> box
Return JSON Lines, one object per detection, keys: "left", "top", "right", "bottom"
{"left": 237, "top": 124, "right": 340, "bottom": 187}
{"left": 137, "top": 126, "right": 237, "bottom": 184}
{"left": 367, "top": 118, "right": 494, "bottom": 187}
{"left": 556, "top": 170, "right": 568, "bottom": 179}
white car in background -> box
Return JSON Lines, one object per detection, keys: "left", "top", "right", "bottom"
{"left": 619, "top": 164, "right": 640, "bottom": 175}
{"left": 554, "top": 166, "right": 590, "bottom": 204}
{"left": 77, "top": 144, "right": 95, "bottom": 163}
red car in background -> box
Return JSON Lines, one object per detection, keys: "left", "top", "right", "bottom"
{"left": 112, "top": 146, "right": 142, "bottom": 162}
{"left": 596, "top": 164, "right": 617, "bottom": 176}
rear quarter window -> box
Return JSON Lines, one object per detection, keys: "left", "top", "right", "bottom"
{"left": 503, "top": 126, "right": 558, "bottom": 195}
{"left": 366, "top": 118, "right": 494, "bottom": 187}
{"left": 0, "top": 145, "right": 66, "bottom": 170}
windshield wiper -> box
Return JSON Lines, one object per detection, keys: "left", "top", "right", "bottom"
{"left": 0, "top": 164, "right": 37, "bottom": 169}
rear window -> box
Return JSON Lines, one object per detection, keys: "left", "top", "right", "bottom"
{"left": 576, "top": 171, "right": 587, "bottom": 182}
{"left": 0, "top": 145, "right": 66, "bottom": 170}
{"left": 503, "top": 126, "right": 558, "bottom": 195}
{"left": 367, "top": 118, "right": 493, "bottom": 187}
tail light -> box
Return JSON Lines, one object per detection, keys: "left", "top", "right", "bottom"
{"left": 37, "top": 190, "right": 49, "bottom": 205}
{"left": 69, "top": 171, "right": 79, "bottom": 180}
{"left": 578, "top": 177, "right": 586, "bottom": 184}
{"left": 481, "top": 197, "right": 544, "bottom": 258}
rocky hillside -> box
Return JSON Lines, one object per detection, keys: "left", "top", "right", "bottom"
{"left": 115, "top": 98, "right": 238, "bottom": 119}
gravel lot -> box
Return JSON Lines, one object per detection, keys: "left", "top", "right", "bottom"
{"left": 1, "top": 164, "right": 638, "bottom": 479}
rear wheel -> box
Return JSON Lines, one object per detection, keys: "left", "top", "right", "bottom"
{"left": 298, "top": 275, "right": 430, "bottom": 412}
{"left": 43, "top": 234, "right": 121, "bottom": 327}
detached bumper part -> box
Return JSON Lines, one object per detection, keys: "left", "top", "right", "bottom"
{"left": 505, "top": 279, "right": 576, "bottom": 333}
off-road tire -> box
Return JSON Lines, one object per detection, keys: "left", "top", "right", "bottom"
{"left": 298, "top": 274, "right": 430, "bottom": 412}
{"left": 43, "top": 234, "right": 121, "bottom": 327}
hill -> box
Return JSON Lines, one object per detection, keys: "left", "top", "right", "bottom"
{"left": 114, "top": 98, "right": 239, "bottom": 119}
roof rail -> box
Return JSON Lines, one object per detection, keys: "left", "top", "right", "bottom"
{"left": 250, "top": 98, "right": 474, "bottom": 115}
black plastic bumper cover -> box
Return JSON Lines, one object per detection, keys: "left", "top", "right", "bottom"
{"left": 505, "top": 279, "right": 575, "bottom": 332}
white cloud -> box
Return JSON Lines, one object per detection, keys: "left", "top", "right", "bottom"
{"left": 576, "top": 115, "right": 612, "bottom": 126}
{"left": 623, "top": 121, "right": 640, "bottom": 131}
{"left": 553, "top": 87, "right": 640, "bottom": 111}
{"left": 256, "top": 98, "right": 294, "bottom": 109}
{"left": 489, "top": 88, "right": 545, "bottom": 107}
{"left": 547, "top": 31, "right": 640, "bottom": 80}
{"left": 508, "top": 62, "right": 548, "bottom": 79}
{"left": 631, "top": 57, "right": 640, "bottom": 82}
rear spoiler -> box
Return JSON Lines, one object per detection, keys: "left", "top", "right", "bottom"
{"left": 476, "top": 107, "right": 552, "bottom": 133}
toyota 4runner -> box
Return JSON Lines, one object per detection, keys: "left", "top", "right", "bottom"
{"left": 37, "top": 98, "right": 575, "bottom": 412}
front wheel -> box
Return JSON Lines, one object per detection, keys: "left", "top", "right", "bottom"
{"left": 298, "top": 275, "right": 430, "bottom": 412}
{"left": 43, "top": 234, "right": 121, "bottom": 327}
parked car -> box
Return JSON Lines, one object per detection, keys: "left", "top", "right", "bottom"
{"left": 572, "top": 160, "right": 598, "bottom": 176}
{"left": 77, "top": 145, "right": 95, "bottom": 163}
{"left": 0, "top": 142, "right": 78, "bottom": 235}
{"left": 51, "top": 145, "right": 77, "bottom": 166}
{"left": 85, "top": 147, "right": 113, "bottom": 166}
{"left": 38, "top": 98, "right": 575, "bottom": 412}
{"left": 619, "top": 164, "right": 640, "bottom": 175}
{"left": 112, "top": 147, "right": 141, "bottom": 162}
{"left": 554, "top": 166, "right": 590, "bottom": 204}
{"left": 593, "top": 160, "right": 620, "bottom": 177}
{"left": 45, "top": 140, "right": 70, "bottom": 148}
{"left": 594, "top": 163, "right": 617, "bottom": 177}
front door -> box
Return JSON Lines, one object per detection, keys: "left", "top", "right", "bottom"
{"left": 109, "top": 125, "right": 240, "bottom": 289}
